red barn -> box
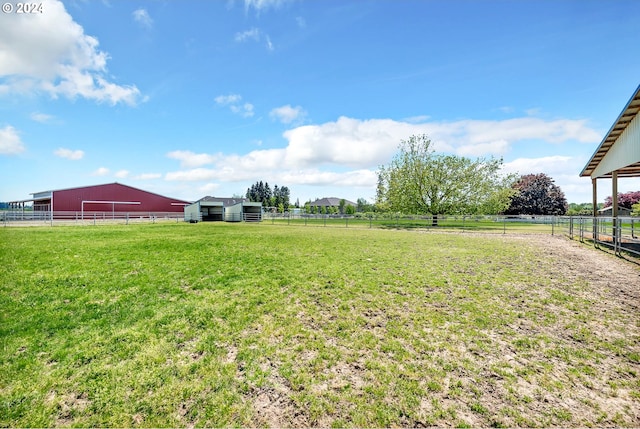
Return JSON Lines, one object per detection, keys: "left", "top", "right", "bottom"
{"left": 30, "top": 182, "right": 191, "bottom": 215}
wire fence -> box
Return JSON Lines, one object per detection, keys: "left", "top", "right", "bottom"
{"left": 263, "top": 213, "right": 560, "bottom": 234}
{"left": 0, "top": 210, "right": 184, "bottom": 226}
{"left": 2, "top": 209, "right": 639, "bottom": 258}
{"left": 559, "top": 216, "right": 640, "bottom": 258}
{"left": 264, "top": 213, "right": 640, "bottom": 257}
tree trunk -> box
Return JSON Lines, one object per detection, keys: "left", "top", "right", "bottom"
{"left": 432, "top": 214, "right": 438, "bottom": 226}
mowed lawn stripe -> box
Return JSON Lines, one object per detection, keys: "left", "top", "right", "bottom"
{"left": 1, "top": 223, "right": 638, "bottom": 427}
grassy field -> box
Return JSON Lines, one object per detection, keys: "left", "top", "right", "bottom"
{"left": 1, "top": 223, "right": 638, "bottom": 427}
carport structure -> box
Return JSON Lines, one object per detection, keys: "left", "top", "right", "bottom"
{"left": 580, "top": 85, "right": 640, "bottom": 216}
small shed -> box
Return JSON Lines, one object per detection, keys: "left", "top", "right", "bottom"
{"left": 224, "top": 202, "right": 263, "bottom": 222}
{"left": 185, "top": 196, "right": 263, "bottom": 222}
{"left": 184, "top": 199, "right": 224, "bottom": 222}
{"left": 597, "top": 206, "right": 632, "bottom": 217}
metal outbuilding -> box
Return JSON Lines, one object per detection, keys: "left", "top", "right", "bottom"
{"left": 224, "top": 201, "right": 262, "bottom": 222}
{"left": 184, "top": 200, "right": 223, "bottom": 222}
{"left": 15, "top": 182, "right": 190, "bottom": 218}
{"left": 184, "top": 196, "right": 262, "bottom": 222}
{"left": 580, "top": 85, "right": 640, "bottom": 216}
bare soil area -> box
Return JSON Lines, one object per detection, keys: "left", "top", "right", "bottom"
{"left": 240, "top": 233, "right": 640, "bottom": 427}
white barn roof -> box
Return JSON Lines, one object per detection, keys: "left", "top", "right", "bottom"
{"left": 580, "top": 85, "right": 640, "bottom": 179}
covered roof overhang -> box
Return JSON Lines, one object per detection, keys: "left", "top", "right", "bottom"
{"left": 580, "top": 85, "right": 640, "bottom": 179}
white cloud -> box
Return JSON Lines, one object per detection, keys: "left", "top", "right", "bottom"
{"left": 403, "top": 115, "right": 430, "bottom": 124}
{"left": 457, "top": 139, "right": 510, "bottom": 157}
{"left": 231, "top": 102, "right": 255, "bottom": 118}
{"left": 281, "top": 116, "right": 427, "bottom": 168}
{"left": 215, "top": 94, "right": 242, "bottom": 105}
{"left": 502, "top": 156, "right": 599, "bottom": 203}
{"left": 164, "top": 115, "right": 602, "bottom": 201}
{"left": 92, "top": 167, "right": 110, "bottom": 176}
{"left": 166, "top": 150, "right": 218, "bottom": 168}
{"left": 132, "top": 8, "right": 153, "bottom": 29}
{"left": 115, "top": 169, "right": 129, "bottom": 178}
{"left": 265, "top": 35, "right": 274, "bottom": 51}
{"left": 243, "top": 0, "right": 293, "bottom": 12}
{"left": 199, "top": 183, "right": 220, "bottom": 194}
{"left": 215, "top": 94, "right": 254, "bottom": 117}
{"left": 503, "top": 155, "right": 576, "bottom": 176}
{"left": 270, "top": 104, "right": 306, "bottom": 124}
{"left": 134, "top": 173, "right": 162, "bottom": 180}
{"left": 0, "top": 125, "right": 25, "bottom": 155}
{"left": 30, "top": 112, "right": 54, "bottom": 123}
{"left": 279, "top": 169, "right": 377, "bottom": 187}
{"left": 0, "top": 0, "right": 142, "bottom": 105}
{"left": 54, "top": 147, "right": 84, "bottom": 160}
{"left": 234, "top": 28, "right": 260, "bottom": 42}
{"left": 233, "top": 27, "right": 274, "bottom": 51}
{"left": 432, "top": 118, "right": 601, "bottom": 146}
{"left": 165, "top": 168, "right": 219, "bottom": 181}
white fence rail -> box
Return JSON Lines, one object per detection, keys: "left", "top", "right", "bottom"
{"left": 1, "top": 210, "right": 183, "bottom": 225}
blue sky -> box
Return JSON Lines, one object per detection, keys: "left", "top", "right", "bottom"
{"left": 1, "top": 0, "right": 639, "bottom": 205}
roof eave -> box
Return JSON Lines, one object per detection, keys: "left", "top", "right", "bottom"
{"left": 579, "top": 84, "right": 640, "bottom": 178}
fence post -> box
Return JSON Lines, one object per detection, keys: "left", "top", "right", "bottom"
{"left": 503, "top": 216, "right": 506, "bottom": 234}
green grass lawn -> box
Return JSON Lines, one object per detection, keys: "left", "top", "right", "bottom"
{"left": 1, "top": 223, "right": 638, "bottom": 427}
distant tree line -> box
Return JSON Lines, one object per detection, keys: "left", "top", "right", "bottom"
{"left": 246, "top": 181, "right": 290, "bottom": 212}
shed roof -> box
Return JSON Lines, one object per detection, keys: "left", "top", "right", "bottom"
{"left": 198, "top": 196, "right": 249, "bottom": 207}
{"left": 580, "top": 85, "right": 640, "bottom": 178}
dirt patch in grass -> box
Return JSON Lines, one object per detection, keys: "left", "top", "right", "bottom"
{"left": 238, "top": 233, "right": 640, "bottom": 427}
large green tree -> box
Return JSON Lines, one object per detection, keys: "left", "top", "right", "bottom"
{"left": 376, "top": 134, "right": 516, "bottom": 224}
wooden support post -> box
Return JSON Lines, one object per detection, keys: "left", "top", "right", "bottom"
{"left": 592, "top": 178, "right": 598, "bottom": 217}
{"left": 612, "top": 171, "right": 618, "bottom": 253}
{"left": 612, "top": 171, "right": 618, "bottom": 218}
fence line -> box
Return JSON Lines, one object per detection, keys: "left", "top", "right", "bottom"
{"left": 2, "top": 209, "right": 639, "bottom": 257}
{"left": 559, "top": 216, "right": 640, "bottom": 257}
{"left": 264, "top": 213, "right": 640, "bottom": 257}
{"left": 264, "top": 213, "right": 560, "bottom": 234}
{"left": 1, "top": 210, "right": 183, "bottom": 226}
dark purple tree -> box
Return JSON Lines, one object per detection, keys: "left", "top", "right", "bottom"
{"left": 504, "top": 173, "right": 568, "bottom": 215}
{"left": 603, "top": 191, "right": 640, "bottom": 209}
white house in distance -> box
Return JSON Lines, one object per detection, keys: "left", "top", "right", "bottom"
{"left": 308, "top": 197, "right": 357, "bottom": 213}
{"left": 184, "top": 196, "right": 262, "bottom": 222}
